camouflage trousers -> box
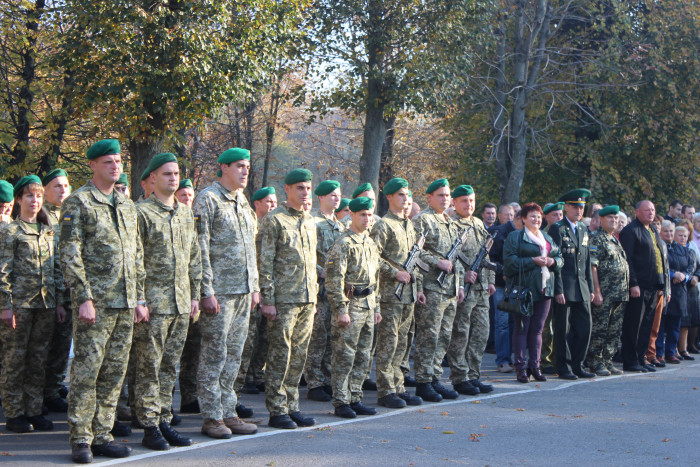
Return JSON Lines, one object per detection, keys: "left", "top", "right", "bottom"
{"left": 265, "top": 302, "right": 315, "bottom": 416}
{"left": 68, "top": 307, "right": 133, "bottom": 446}
{"left": 401, "top": 317, "right": 415, "bottom": 377}
{"left": 197, "top": 294, "right": 251, "bottom": 421}
{"left": 116, "top": 348, "right": 136, "bottom": 412}
{"left": 44, "top": 303, "right": 72, "bottom": 401}
{"left": 375, "top": 302, "right": 413, "bottom": 398}
{"left": 304, "top": 296, "right": 332, "bottom": 389}
{"left": 132, "top": 313, "right": 190, "bottom": 427}
{"left": 586, "top": 299, "right": 626, "bottom": 367}
{"left": 178, "top": 318, "right": 200, "bottom": 406}
{"left": 235, "top": 306, "right": 267, "bottom": 392}
{"left": 0, "top": 309, "right": 55, "bottom": 418}
{"left": 414, "top": 291, "right": 458, "bottom": 383}
{"left": 331, "top": 303, "right": 374, "bottom": 407}
{"left": 447, "top": 287, "right": 490, "bottom": 383}
{"left": 540, "top": 312, "right": 556, "bottom": 368}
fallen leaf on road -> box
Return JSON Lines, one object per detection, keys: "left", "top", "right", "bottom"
{"left": 423, "top": 426, "right": 433, "bottom": 429}
{"left": 418, "top": 409, "right": 425, "bottom": 413}
{"left": 516, "top": 408, "right": 525, "bottom": 411}
{"left": 381, "top": 440, "right": 389, "bottom": 443}
{"left": 470, "top": 433, "right": 485, "bottom": 442}
{"left": 443, "top": 431, "right": 455, "bottom": 434}
{"left": 693, "top": 387, "right": 698, "bottom": 390}
{"left": 471, "top": 400, "right": 481, "bottom": 404}
{"left": 662, "top": 438, "right": 670, "bottom": 442}
{"left": 441, "top": 412, "right": 449, "bottom": 416}
{"left": 480, "top": 425, "right": 487, "bottom": 428}
{"left": 572, "top": 415, "right": 585, "bottom": 418}
{"left": 2, "top": 452, "right": 15, "bottom": 456}
{"left": 306, "top": 435, "right": 314, "bottom": 439}
{"left": 620, "top": 403, "right": 627, "bottom": 406}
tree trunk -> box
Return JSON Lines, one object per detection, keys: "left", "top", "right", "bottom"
{"left": 377, "top": 116, "right": 395, "bottom": 216}
{"left": 38, "top": 69, "right": 75, "bottom": 175}
{"left": 262, "top": 79, "right": 282, "bottom": 188}
{"left": 243, "top": 100, "right": 257, "bottom": 197}
{"left": 493, "top": 14, "right": 509, "bottom": 204}
{"left": 128, "top": 138, "right": 164, "bottom": 199}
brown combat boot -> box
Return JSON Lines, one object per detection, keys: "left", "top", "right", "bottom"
{"left": 223, "top": 416, "right": 258, "bottom": 435}
{"left": 201, "top": 419, "right": 233, "bottom": 439}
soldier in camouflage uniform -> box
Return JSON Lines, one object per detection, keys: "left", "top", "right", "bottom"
{"left": 40, "top": 169, "right": 72, "bottom": 413}
{"left": 0, "top": 180, "right": 14, "bottom": 224}
{"left": 235, "top": 186, "right": 276, "bottom": 397}
{"left": 370, "top": 178, "right": 424, "bottom": 409}
{"left": 0, "top": 176, "right": 66, "bottom": 433}
{"left": 412, "top": 179, "right": 464, "bottom": 403}
{"left": 446, "top": 185, "right": 496, "bottom": 395}
{"left": 259, "top": 169, "right": 318, "bottom": 430}
{"left": 132, "top": 154, "right": 202, "bottom": 450}
{"left": 586, "top": 205, "right": 629, "bottom": 376}
{"left": 193, "top": 148, "right": 259, "bottom": 439}
{"left": 305, "top": 180, "right": 344, "bottom": 402}
{"left": 326, "top": 197, "right": 382, "bottom": 418}
{"left": 60, "top": 139, "right": 147, "bottom": 463}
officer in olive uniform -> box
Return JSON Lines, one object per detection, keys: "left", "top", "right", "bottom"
{"left": 548, "top": 189, "right": 595, "bottom": 380}
{"left": 586, "top": 205, "right": 629, "bottom": 376}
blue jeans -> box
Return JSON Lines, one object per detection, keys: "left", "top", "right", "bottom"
{"left": 656, "top": 314, "right": 682, "bottom": 358}
{"left": 493, "top": 287, "right": 514, "bottom": 365}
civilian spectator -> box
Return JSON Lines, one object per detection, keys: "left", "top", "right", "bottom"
{"left": 665, "top": 199, "right": 682, "bottom": 223}
{"left": 481, "top": 203, "right": 497, "bottom": 228}
{"left": 682, "top": 205, "right": 695, "bottom": 223}
{"left": 497, "top": 204, "right": 514, "bottom": 226}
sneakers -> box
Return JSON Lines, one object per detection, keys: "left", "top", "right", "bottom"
{"left": 289, "top": 411, "right": 316, "bottom": 427}
{"left": 307, "top": 386, "right": 332, "bottom": 402}
{"left": 223, "top": 416, "right": 258, "bottom": 434}
{"left": 91, "top": 441, "right": 132, "bottom": 458}
{"left": 497, "top": 363, "right": 514, "bottom": 373}
{"left": 71, "top": 443, "right": 93, "bottom": 464}
{"left": 397, "top": 392, "right": 423, "bottom": 406}
{"left": 142, "top": 426, "right": 169, "bottom": 451}
{"left": 378, "top": 393, "right": 407, "bottom": 409}
{"left": 6, "top": 415, "right": 33, "bottom": 433}
{"left": 201, "top": 419, "right": 233, "bottom": 439}
{"left": 432, "top": 380, "right": 459, "bottom": 399}
{"left": 453, "top": 380, "right": 479, "bottom": 396}
{"left": 334, "top": 404, "right": 357, "bottom": 419}
{"left": 159, "top": 421, "right": 192, "bottom": 446}
{"left": 350, "top": 401, "right": 376, "bottom": 415}
{"left": 415, "top": 382, "right": 443, "bottom": 402}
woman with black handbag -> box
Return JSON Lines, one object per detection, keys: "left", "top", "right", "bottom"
{"left": 504, "top": 203, "right": 563, "bottom": 383}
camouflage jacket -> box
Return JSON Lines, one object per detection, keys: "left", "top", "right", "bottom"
{"left": 371, "top": 209, "right": 421, "bottom": 304}
{"left": 259, "top": 203, "right": 317, "bottom": 306}
{"left": 413, "top": 206, "right": 464, "bottom": 296}
{"left": 313, "top": 209, "right": 345, "bottom": 278}
{"left": 589, "top": 230, "right": 630, "bottom": 302}
{"left": 452, "top": 215, "right": 495, "bottom": 290}
{"left": 44, "top": 201, "right": 61, "bottom": 226}
{"left": 0, "top": 220, "right": 65, "bottom": 310}
{"left": 193, "top": 181, "right": 258, "bottom": 297}
{"left": 137, "top": 196, "right": 202, "bottom": 314}
{"left": 59, "top": 181, "right": 145, "bottom": 309}
{"left": 325, "top": 229, "right": 380, "bottom": 314}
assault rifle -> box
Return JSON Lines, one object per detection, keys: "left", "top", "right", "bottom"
{"left": 436, "top": 227, "right": 471, "bottom": 287}
{"left": 394, "top": 234, "right": 429, "bottom": 300}
{"left": 462, "top": 231, "right": 497, "bottom": 301}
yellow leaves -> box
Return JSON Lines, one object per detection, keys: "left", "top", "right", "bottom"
{"left": 440, "top": 411, "right": 449, "bottom": 416}
{"left": 442, "top": 431, "right": 455, "bottom": 434}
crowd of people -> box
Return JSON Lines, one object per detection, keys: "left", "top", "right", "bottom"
{"left": 0, "top": 140, "right": 698, "bottom": 464}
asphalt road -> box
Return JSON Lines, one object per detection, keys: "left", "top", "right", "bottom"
{"left": 2, "top": 357, "right": 699, "bottom": 466}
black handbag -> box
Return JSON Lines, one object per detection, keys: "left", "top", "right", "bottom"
{"left": 498, "top": 231, "right": 534, "bottom": 320}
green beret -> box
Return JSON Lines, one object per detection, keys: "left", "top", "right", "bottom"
{"left": 43, "top": 168, "right": 68, "bottom": 186}
{"left": 140, "top": 168, "right": 151, "bottom": 181}
{"left": 451, "top": 185, "right": 474, "bottom": 198}
{"left": 598, "top": 205, "right": 620, "bottom": 217}
{"left": 116, "top": 173, "right": 129, "bottom": 186}
{"left": 543, "top": 202, "right": 564, "bottom": 215}
{"left": 352, "top": 183, "right": 373, "bottom": 199}
{"left": 315, "top": 180, "right": 341, "bottom": 196}
{"left": 86, "top": 139, "right": 120, "bottom": 160}
{"left": 217, "top": 148, "right": 250, "bottom": 165}
{"left": 0, "top": 180, "right": 13, "bottom": 203}
{"left": 426, "top": 178, "right": 449, "bottom": 194}
{"left": 558, "top": 188, "right": 591, "bottom": 206}
{"left": 335, "top": 198, "right": 350, "bottom": 212}
{"left": 384, "top": 178, "right": 408, "bottom": 196}
{"left": 349, "top": 196, "right": 374, "bottom": 212}
{"left": 284, "top": 168, "right": 313, "bottom": 185}
{"left": 14, "top": 175, "right": 42, "bottom": 197}
{"left": 144, "top": 152, "right": 178, "bottom": 178}
{"left": 252, "top": 186, "right": 276, "bottom": 202}
{"left": 177, "top": 179, "right": 194, "bottom": 191}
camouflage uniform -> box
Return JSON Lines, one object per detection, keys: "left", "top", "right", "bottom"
{"left": 371, "top": 210, "right": 420, "bottom": 398}
{"left": 0, "top": 220, "right": 64, "bottom": 418}
{"left": 305, "top": 209, "right": 345, "bottom": 390}
{"left": 447, "top": 215, "right": 495, "bottom": 383}
{"left": 327, "top": 230, "right": 380, "bottom": 407}
{"left": 194, "top": 181, "right": 258, "bottom": 421}
{"left": 178, "top": 318, "right": 201, "bottom": 406}
{"left": 412, "top": 207, "right": 463, "bottom": 383}
{"left": 259, "top": 203, "right": 317, "bottom": 416}
{"left": 586, "top": 230, "right": 629, "bottom": 367}
{"left": 60, "top": 181, "right": 145, "bottom": 447}
{"left": 132, "top": 196, "right": 202, "bottom": 427}
{"left": 42, "top": 201, "right": 73, "bottom": 402}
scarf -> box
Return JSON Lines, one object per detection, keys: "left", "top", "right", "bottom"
{"left": 525, "top": 227, "right": 551, "bottom": 291}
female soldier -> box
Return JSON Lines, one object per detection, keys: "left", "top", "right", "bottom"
{"left": 0, "top": 175, "right": 66, "bottom": 433}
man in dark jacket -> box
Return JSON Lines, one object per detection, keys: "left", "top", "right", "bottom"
{"left": 548, "top": 189, "right": 595, "bottom": 380}
{"left": 619, "top": 200, "right": 669, "bottom": 372}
